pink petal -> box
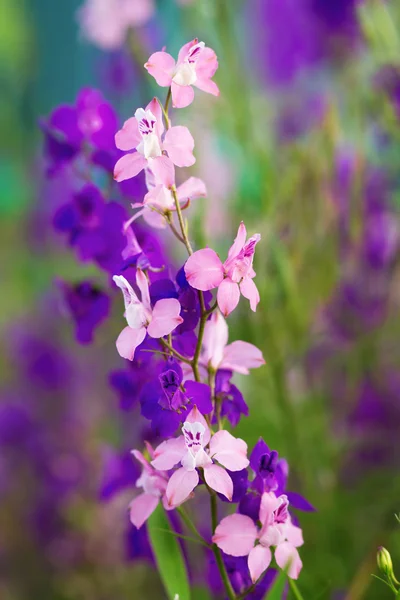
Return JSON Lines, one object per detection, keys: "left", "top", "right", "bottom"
{"left": 248, "top": 545, "right": 272, "bottom": 583}
{"left": 147, "top": 298, "right": 183, "bottom": 338}
{"left": 212, "top": 514, "right": 258, "bottom": 557}
{"left": 203, "top": 464, "right": 233, "bottom": 500}
{"left": 195, "top": 46, "right": 219, "bottom": 79}
{"left": 217, "top": 278, "right": 240, "bottom": 317}
{"left": 275, "top": 543, "right": 303, "bottom": 580}
{"left": 177, "top": 39, "right": 198, "bottom": 64}
{"left": 145, "top": 97, "right": 164, "bottom": 139}
{"left": 151, "top": 436, "right": 186, "bottom": 471}
{"left": 171, "top": 81, "right": 195, "bottom": 109}
{"left": 116, "top": 326, "right": 146, "bottom": 361}
{"left": 240, "top": 278, "right": 260, "bottom": 312}
{"left": 185, "top": 406, "right": 211, "bottom": 445}
{"left": 184, "top": 248, "right": 224, "bottom": 291}
{"left": 221, "top": 340, "right": 265, "bottom": 375}
{"left": 144, "top": 51, "right": 175, "bottom": 87}
{"left": 131, "top": 449, "right": 152, "bottom": 473}
{"left": 143, "top": 208, "right": 167, "bottom": 229}
{"left": 163, "top": 125, "right": 195, "bottom": 168}
{"left": 209, "top": 430, "right": 249, "bottom": 471}
{"left": 115, "top": 117, "right": 141, "bottom": 151}
{"left": 129, "top": 493, "right": 159, "bottom": 528}
{"left": 285, "top": 522, "right": 304, "bottom": 548}
{"left": 165, "top": 467, "right": 199, "bottom": 507}
{"left": 150, "top": 155, "right": 175, "bottom": 187}
{"left": 177, "top": 177, "right": 207, "bottom": 202}
{"left": 259, "top": 492, "right": 281, "bottom": 528}
{"left": 227, "top": 221, "right": 247, "bottom": 261}
{"left": 114, "top": 152, "right": 147, "bottom": 182}
{"left": 201, "top": 310, "right": 228, "bottom": 370}
{"left": 193, "top": 78, "right": 220, "bottom": 96}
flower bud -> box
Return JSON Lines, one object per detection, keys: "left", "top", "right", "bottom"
{"left": 377, "top": 546, "right": 399, "bottom": 585}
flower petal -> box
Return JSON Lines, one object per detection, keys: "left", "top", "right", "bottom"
{"left": 115, "top": 117, "right": 141, "bottom": 151}
{"left": 131, "top": 449, "right": 152, "bottom": 473}
{"left": 151, "top": 436, "right": 186, "bottom": 471}
{"left": 165, "top": 467, "right": 199, "bottom": 507}
{"left": 177, "top": 176, "right": 207, "bottom": 202}
{"left": 171, "top": 81, "right": 195, "bottom": 109}
{"left": 204, "top": 464, "right": 233, "bottom": 500}
{"left": 227, "top": 222, "right": 247, "bottom": 261}
{"left": 136, "top": 268, "right": 151, "bottom": 312}
{"left": 185, "top": 405, "right": 211, "bottom": 445}
{"left": 195, "top": 46, "right": 219, "bottom": 80}
{"left": 217, "top": 278, "right": 240, "bottom": 317}
{"left": 163, "top": 125, "right": 195, "bottom": 167}
{"left": 145, "top": 97, "right": 164, "bottom": 139}
{"left": 129, "top": 492, "right": 159, "bottom": 528}
{"left": 201, "top": 310, "right": 229, "bottom": 370}
{"left": 150, "top": 155, "right": 175, "bottom": 187}
{"left": 248, "top": 545, "right": 272, "bottom": 583}
{"left": 114, "top": 152, "right": 147, "bottom": 182}
{"left": 147, "top": 298, "right": 183, "bottom": 338}
{"left": 209, "top": 430, "right": 249, "bottom": 471}
{"left": 284, "top": 522, "right": 304, "bottom": 548}
{"left": 240, "top": 278, "right": 260, "bottom": 312}
{"left": 193, "top": 78, "right": 219, "bottom": 96}
{"left": 184, "top": 248, "right": 224, "bottom": 291}
{"left": 212, "top": 514, "right": 258, "bottom": 557}
{"left": 221, "top": 340, "right": 265, "bottom": 375}
{"left": 275, "top": 542, "right": 303, "bottom": 579}
{"left": 116, "top": 326, "right": 146, "bottom": 361}
{"left": 144, "top": 51, "right": 175, "bottom": 87}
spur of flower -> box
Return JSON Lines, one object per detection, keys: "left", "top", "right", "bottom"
{"left": 184, "top": 222, "right": 261, "bottom": 316}
{"left": 151, "top": 406, "right": 249, "bottom": 507}
{"left": 213, "top": 491, "right": 304, "bottom": 581}
{"left": 145, "top": 38, "right": 219, "bottom": 108}
{"left": 114, "top": 97, "right": 195, "bottom": 183}
{"left": 113, "top": 269, "right": 183, "bottom": 360}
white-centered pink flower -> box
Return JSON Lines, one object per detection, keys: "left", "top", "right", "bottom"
{"left": 113, "top": 269, "right": 183, "bottom": 360}
{"left": 212, "top": 492, "right": 304, "bottom": 581}
{"left": 145, "top": 39, "right": 219, "bottom": 109}
{"left": 201, "top": 310, "right": 265, "bottom": 375}
{"left": 78, "top": 0, "right": 155, "bottom": 50}
{"left": 129, "top": 446, "right": 170, "bottom": 528}
{"left": 130, "top": 170, "right": 207, "bottom": 229}
{"left": 184, "top": 222, "right": 261, "bottom": 316}
{"left": 151, "top": 407, "right": 249, "bottom": 507}
{"left": 114, "top": 98, "right": 195, "bottom": 183}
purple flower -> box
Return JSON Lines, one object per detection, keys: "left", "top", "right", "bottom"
{"left": 99, "top": 447, "right": 139, "bottom": 501}
{"left": 213, "top": 370, "right": 249, "bottom": 427}
{"left": 60, "top": 280, "right": 110, "bottom": 344}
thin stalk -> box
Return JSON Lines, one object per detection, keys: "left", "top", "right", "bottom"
{"left": 152, "top": 527, "right": 209, "bottom": 548}
{"left": 210, "top": 493, "right": 236, "bottom": 600}
{"left": 160, "top": 338, "right": 192, "bottom": 365}
{"left": 289, "top": 578, "right": 305, "bottom": 600}
{"left": 177, "top": 507, "right": 210, "bottom": 547}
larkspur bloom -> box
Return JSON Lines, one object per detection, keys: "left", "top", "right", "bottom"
{"left": 185, "top": 222, "right": 261, "bottom": 316}
{"left": 130, "top": 170, "right": 207, "bottom": 229}
{"left": 151, "top": 407, "right": 249, "bottom": 506}
{"left": 145, "top": 39, "right": 219, "bottom": 108}
{"left": 113, "top": 270, "right": 183, "bottom": 360}
{"left": 213, "top": 492, "right": 304, "bottom": 581}
{"left": 59, "top": 280, "right": 110, "bottom": 344}
{"left": 114, "top": 98, "right": 195, "bottom": 183}
{"left": 78, "top": 0, "right": 155, "bottom": 51}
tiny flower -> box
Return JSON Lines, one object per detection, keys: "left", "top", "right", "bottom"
{"left": 113, "top": 269, "right": 183, "bottom": 360}
{"left": 151, "top": 406, "right": 249, "bottom": 507}
{"left": 213, "top": 492, "right": 304, "bottom": 581}
{"left": 184, "top": 222, "right": 261, "bottom": 315}
{"left": 145, "top": 39, "right": 219, "bottom": 109}
{"left": 129, "top": 446, "right": 170, "bottom": 528}
{"left": 200, "top": 310, "right": 265, "bottom": 375}
{"left": 114, "top": 98, "right": 195, "bottom": 183}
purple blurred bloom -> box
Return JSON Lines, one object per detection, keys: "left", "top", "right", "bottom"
{"left": 213, "top": 370, "right": 248, "bottom": 427}
{"left": 99, "top": 447, "right": 139, "bottom": 501}
{"left": 60, "top": 280, "right": 110, "bottom": 344}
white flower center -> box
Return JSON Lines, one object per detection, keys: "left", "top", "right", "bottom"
{"left": 181, "top": 421, "right": 212, "bottom": 470}
{"left": 172, "top": 41, "right": 205, "bottom": 87}
{"left": 134, "top": 108, "right": 162, "bottom": 159}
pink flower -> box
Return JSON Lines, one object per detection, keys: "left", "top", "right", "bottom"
{"left": 114, "top": 97, "right": 195, "bottom": 183}
{"left": 201, "top": 310, "right": 265, "bottom": 375}
{"left": 145, "top": 39, "right": 219, "bottom": 109}
{"left": 129, "top": 446, "right": 170, "bottom": 528}
{"left": 113, "top": 269, "right": 183, "bottom": 360}
{"left": 184, "top": 222, "right": 261, "bottom": 316}
{"left": 130, "top": 170, "right": 207, "bottom": 229}
{"left": 212, "top": 492, "right": 304, "bottom": 581}
{"left": 151, "top": 406, "right": 249, "bottom": 507}
{"left": 78, "top": 0, "right": 155, "bottom": 50}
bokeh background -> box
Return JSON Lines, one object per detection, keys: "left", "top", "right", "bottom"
{"left": 2, "top": 0, "right": 400, "bottom": 598}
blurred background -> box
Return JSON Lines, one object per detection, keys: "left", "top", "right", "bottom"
{"left": 1, "top": 0, "right": 400, "bottom": 598}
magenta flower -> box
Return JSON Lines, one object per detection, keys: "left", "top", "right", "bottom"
{"left": 114, "top": 97, "right": 195, "bottom": 183}
{"left": 213, "top": 492, "right": 303, "bottom": 581}
{"left": 184, "top": 222, "right": 261, "bottom": 316}
{"left": 145, "top": 39, "right": 219, "bottom": 109}
{"left": 201, "top": 311, "right": 265, "bottom": 375}
{"left": 151, "top": 406, "right": 249, "bottom": 507}
{"left": 129, "top": 447, "right": 170, "bottom": 529}
{"left": 113, "top": 269, "right": 183, "bottom": 361}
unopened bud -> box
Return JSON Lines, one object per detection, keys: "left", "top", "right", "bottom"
{"left": 377, "top": 547, "right": 399, "bottom": 585}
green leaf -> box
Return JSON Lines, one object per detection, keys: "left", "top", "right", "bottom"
{"left": 147, "top": 504, "right": 191, "bottom": 600}
{"left": 264, "top": 569, "right": 287, "bottom": 599}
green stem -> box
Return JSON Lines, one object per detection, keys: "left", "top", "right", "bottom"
{"left": 159, "top": 338, "right": 192, "bottom": 365}
{"left": 176, "top": 507, "right": 211, "bottom": 548}
{"left": 210, "top": 493, "right": 236, "bottom": 600}
{"left": 289, "top": 578, "right": 305, "bottom": 600}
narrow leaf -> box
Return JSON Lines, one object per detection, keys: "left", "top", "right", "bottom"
{"left": 264, "top": 569, "right": 287, "bottom": 599}
{"left": 147, "top": 504, "right": 191, "bottom": 600}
